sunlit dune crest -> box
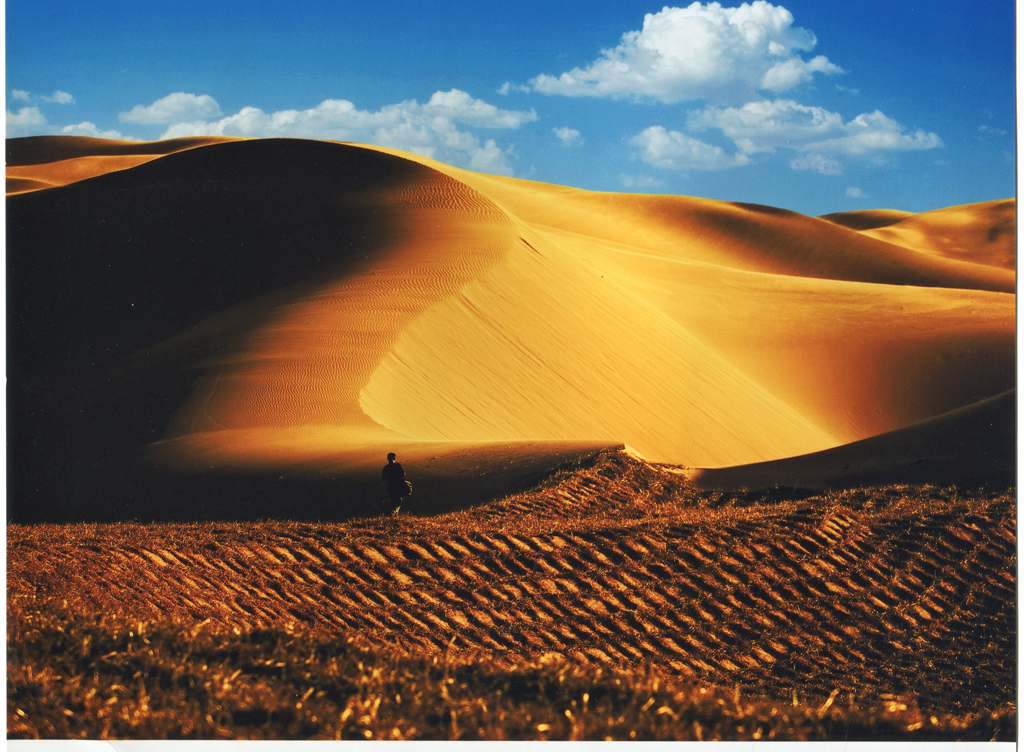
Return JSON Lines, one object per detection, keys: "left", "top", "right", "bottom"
{"left": 822, "top": 200, "right": 1015, "bottom": 271}
{"left": 6, "top": 136, "right": 1015, "bottom": 517}
{"left": 858, "top": 199, "right": 1016, "bottom": 271}
{"left": 5, "top": 134, "right": 236, "bottom": 166}
{"left": 5, "top": 135, "right": 237, "bottom": 195}
{"left": 7, "top": 155, "right": 166, "bottom": 194}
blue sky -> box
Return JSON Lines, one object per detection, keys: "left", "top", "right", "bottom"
{"left": 6, "top": 0, "right": 1016, "bottom": 215}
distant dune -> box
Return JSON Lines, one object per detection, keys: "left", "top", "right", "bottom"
{"left": 819, "top": 208, "right": 915, "bottom": 231}
{"left": 859, "top": 200, "right": 1016, "bottom": 271}
{"left": 5, "top": 135, "right": 235, "bottom": 195}
{"left": 6, "top": 137, "right": 1015, "bottom": 520}
{"left": 822, "top": 200, "right": 1015, "bottom": 272}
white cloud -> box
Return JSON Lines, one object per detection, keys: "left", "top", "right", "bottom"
{"left": 846, "top": 187, "right": 866, "bottom": 198}
{"left": 553, "top": 126, "right": 583, "bottom": 147}
{"left": 498, "top": 81, "right": 531, "bottom": 95}
{"left": 423, "top": 89, "right": 536, "bottom": 128}
{"left": 9, "top": 89, "right": 76, "bottom": 105}
{"left": 468, "top": 139, "right": 513, "bottom": 173}
{"left": 688, "top": 99, "right": 942, "bottom": 170}
{"left": 60, "top": 121, "right": 128, "bottom": 140}
{"left": 689, "top": 99, "right": 843, "bottom": 153}
{"left": 803, "top": 110, "right": 942, "bottom": 155}
{"left": 530, "top": 2, "right": 843, "bottom": 103}
{"left": 6, "top": 106, "right": 47, "bottom": 137}
{"left": 119, "top": 92, "right": 223, "bottom": 124}
{"left": 620, "top": 174, "right": 665, "bottom": 188}
{"left": 41, "top": 90, "right": 75, "bottom": 104}
{"left": 760, "top": 55, "right": 841, "bottom": 92}
{"left": 790, "top": 153, "right": 842, "bottom": 174}
{"left": 631, "top": 126, "right": 750, "bottom": 170}
{"left": 157, "top": 90, "right": 537, "bottom": 176}
{"left": 978, "top": 124, "right": 1008, "bottom": 136}
{"left": 6, "top": 106, "right": 133, "bottom": 140}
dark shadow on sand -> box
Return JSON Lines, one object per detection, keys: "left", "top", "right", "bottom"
{"left": 8, "top": 139, "right": 433, "bottom": 520}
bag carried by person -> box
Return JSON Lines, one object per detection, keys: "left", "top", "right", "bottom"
{"left": 402, "top": 480, "right": 413, "bottom": 497}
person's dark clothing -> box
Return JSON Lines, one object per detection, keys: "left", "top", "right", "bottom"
{"left": 382, "top": 461, "right": 406, "bottom": 510}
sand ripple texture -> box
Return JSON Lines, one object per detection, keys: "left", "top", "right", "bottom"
{"left": 5, "top": 135, "right": 1016, "bottom": 515}
{"left": 8, "top": 450, "right": 1015, "bottom": 713}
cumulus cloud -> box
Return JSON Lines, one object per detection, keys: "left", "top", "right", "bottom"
{"left": 119, "top": 92, "right": 223, "bottom": 124}
{"left": 632, "top": 126, "right": 750, "bottom": 170}
{"left": 10, "top": 89, "right": 76, "bottom": 105}
{"left": 42, "top": 90, "right": 76, "bottom": 104}
{"left": 7, "top": 106, "right": 47, "bottom": 137}
{"left": 759, "top": 55, "right": 840, "bottom": 92}
{"left": 789, "top": 153, "right": 842, "bottom": 174}
{"left": 687, "top": 99, "right": 942, "bottom": 169}
{"left": 553, "top": 126, "right": 583, "bottom": 146}
{"left": 157, "top": 90, "right": 536, "bottom": 176}
{"left": 801, "top": 110, "right": 942, "bottom": 156}
{"left": 634, "top": 99, "right": 941, "bottom": 173}
{"left": 6, "top": 106, "right": 132, "bottom": 140}
{"left": 846, "top": 187, "right": 866, "bottom": 198}
{"left": 689, "top": 99, "right": 843, "bottom": 153}
{"left": 60, "top": 121, "right": 128, "bottom": 139}
{"left": 423, "top": 89, "right": 536, "bottom": 128}
{"left": 978, "top": 124, "right": 1008, "bottom": 137}
{"left": 620, "top": 174, "right": 665, "bottom": 188}
{"left": 498, "top": 82, "right": 531, "bottom": 95}
{"left": 530, "top": 2, "right": 843, "bottom": 103}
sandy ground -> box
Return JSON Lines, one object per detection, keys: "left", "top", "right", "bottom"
{"left": 6, "top": 137, "right": 1015, "bottom": 518}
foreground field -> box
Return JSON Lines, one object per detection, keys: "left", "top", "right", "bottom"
{"left": 8, "top": 450, "right": 1016, "bottom": 740}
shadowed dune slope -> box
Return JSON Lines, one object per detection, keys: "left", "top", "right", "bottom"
{"left": 819, "top": 208, "right": 915, "bottom": 231}
{"left": 6, "top": 136, "right": 1015, "bottom": 519}
{"left": 690, "top": 390, "right": 1016, "bottom": 491}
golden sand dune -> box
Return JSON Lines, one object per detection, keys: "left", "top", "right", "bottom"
{"left": 7, "top": 154, "right": 176, "bottom": 195}
{"left": 6, "top": 137, "right": 1015, "bottom": 519}
{"left": 5, "top": 134, "right": 235, "bottom": 166}
{"left": 401, "top": 166, "right": 1014, "bottom": 292}
{"left": 864, "top": 199, "right": 1015, "bottom": 271}
{"left": 5, "top": 135, "right": 235, "bottom": 195}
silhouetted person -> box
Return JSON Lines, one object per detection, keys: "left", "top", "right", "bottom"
{"left": 381, "top": 452, "right": 409, "bottom": 515}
